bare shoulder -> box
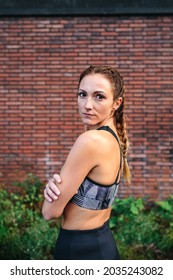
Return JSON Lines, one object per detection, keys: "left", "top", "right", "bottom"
{"left": 74, "top": 129, "right": 105, "bottom": 149}
{"left": 72, "top": 129, "right": 116, "bottom": 160}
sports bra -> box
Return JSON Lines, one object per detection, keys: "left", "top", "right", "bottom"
{"left": 70, "top": 126, "right": 122, "bottom": 210}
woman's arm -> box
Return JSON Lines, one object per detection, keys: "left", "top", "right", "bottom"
{"left": 42, "top": 131, "right": 99, "bottom": 220}
{"left": 43, "top": 126, "right": 90, "bottom": 202}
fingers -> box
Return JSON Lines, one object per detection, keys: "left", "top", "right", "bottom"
{"left": 44, "top": 173, "right": 62, "bottom": 203}
{"left": 50, "top": 178, "right": 61, "bottom": 196}
{"left": 44, "top": 179, "right": 60, "bottom": 202}
{"left": 53, "top": 174, "right": 62, "bottom": 184}
{"left": 44, "top": 186, "right": 53, "bottom": 203}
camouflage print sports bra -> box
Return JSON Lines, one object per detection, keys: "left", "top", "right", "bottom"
{"left": 70, "top": 126, "right": 122, "bottom": 210}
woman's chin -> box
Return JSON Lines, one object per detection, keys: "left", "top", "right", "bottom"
{"left": 82, "top": 120, "right": 96, "bottom": 126}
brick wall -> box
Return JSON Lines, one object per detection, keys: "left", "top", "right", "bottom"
{"left": 0, "top": 16, "right": 172, "bottom": 199}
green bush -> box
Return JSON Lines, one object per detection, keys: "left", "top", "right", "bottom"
{"left": 0, "top": 174, "right": 172, "bottom": 259}
{"left": 0, "top": 174, "right": 58, "bottom": 260}
{"left": 110, "top": 196, "right": 173, "bottom": 259}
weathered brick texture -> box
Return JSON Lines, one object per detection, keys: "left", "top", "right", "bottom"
{"left": 0, "top": 16, "right": 172, "bottom": 199}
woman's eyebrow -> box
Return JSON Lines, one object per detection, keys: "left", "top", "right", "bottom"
{"left": 78, "top": 89, "right": 87, "bottom": 93}
{"left": 78, "top": 89, "right": 107, "bottom": 95}
{"left": 94, "top": 90, "right": 107, "bottom": 95}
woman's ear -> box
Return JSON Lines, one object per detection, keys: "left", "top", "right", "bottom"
{"left": 113, "top": 97, "right": 123, "bottom": 110}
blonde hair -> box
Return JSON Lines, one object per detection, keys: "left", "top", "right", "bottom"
{"left": 79, "top": 65, "right": 131, "bottom": 184}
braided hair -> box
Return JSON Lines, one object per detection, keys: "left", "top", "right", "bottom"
{"left": 79, "top": 65, "right": 131, "bottom": 184}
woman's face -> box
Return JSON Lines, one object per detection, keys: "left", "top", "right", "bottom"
{"left": 77, "top": 73, "right": 116, "bottom": 128}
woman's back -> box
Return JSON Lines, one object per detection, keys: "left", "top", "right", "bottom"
{"left": 62, "top": 125, "right": 121, "bottom": 230}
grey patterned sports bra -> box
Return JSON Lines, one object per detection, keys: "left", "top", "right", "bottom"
{"left": 70, "top": 126, "right": 122, "bottom": 210}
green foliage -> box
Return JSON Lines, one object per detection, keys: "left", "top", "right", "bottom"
{"left": 110, "top": 196, "right": 173, "bottom": 260}
{"left": 0, "top": 174, "right": 58, "bottom": 260}
{"left": 12, "top": 173, "right": 43, "bottom": 211}
{"left": 0, "top": 174, "right": 173, "bottom": 259}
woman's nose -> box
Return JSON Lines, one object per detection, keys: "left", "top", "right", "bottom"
{"left": 85, "top": 97, "right": 93, "bottom": 110}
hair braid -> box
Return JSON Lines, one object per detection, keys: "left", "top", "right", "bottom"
{"left": 115, "top": 99, "right": 131, "bottom": 184}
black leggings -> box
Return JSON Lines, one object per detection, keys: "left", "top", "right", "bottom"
{"left": 54, "top": 220, "right": 120, "bottom": 260}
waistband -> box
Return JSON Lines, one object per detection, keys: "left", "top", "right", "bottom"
{"left": 60, "top": 219, "right": 110, "bottom": 235}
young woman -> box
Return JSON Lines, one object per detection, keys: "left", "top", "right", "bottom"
{"left": 42, "top": 65, "right": 131, "bottom": 260}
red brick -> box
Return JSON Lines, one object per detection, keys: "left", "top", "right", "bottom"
{"left": 0, "top": 16, "right": 172, "bottom": 199}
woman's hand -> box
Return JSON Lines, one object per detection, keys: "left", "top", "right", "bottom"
{"left": 44, "top": 174, "right": 61, "bottom": 202}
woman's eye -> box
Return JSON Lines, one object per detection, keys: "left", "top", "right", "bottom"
{"left": 95, "top": 94, "right": 104, "bottom": 100}
{"left": 78, "top": 92, "right": 86, "bottom": 98}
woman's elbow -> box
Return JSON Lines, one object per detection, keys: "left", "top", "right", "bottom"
{"left": 42, "top": 210, "right": 53, "bottom": 221}
{"left": 42, "top": 208, "right": 62, "bottom": 221}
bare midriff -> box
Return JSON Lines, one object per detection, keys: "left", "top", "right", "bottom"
{"left": 62, "top": 202, "right": 111, "bottom": 230}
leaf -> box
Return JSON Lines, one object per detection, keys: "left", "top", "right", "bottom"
{"left": 136, "top": 198, "right": 145, "bottom": 211}
{"left": 156, "top": 201, "right": 172, "bottom": 212}
{"left": 130, "top": 204, "right": 139, "bottom": 215}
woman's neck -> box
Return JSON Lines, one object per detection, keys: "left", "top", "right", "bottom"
{"left": 85, "top": 118, "right": 115, "bottom": 131}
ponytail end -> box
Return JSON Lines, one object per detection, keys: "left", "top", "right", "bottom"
{"left": 123, "top": 158, "right": 131, "bottom": 184}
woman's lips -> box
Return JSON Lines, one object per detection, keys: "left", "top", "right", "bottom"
{"left": 82, "top": 113, "right": 95, "bottom": 117}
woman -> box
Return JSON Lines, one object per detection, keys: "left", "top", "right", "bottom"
{"left": 42, "top": 65, "right": 131, "bottom": 260}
